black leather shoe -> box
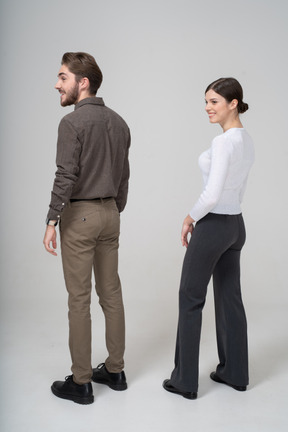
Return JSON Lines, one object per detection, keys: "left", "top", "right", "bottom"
{"left": 92, "top": 363, "right": 127, "bottom": 391}
{"left": 162, "top": 379, "right": 197, "bottom": 399}
{"left": 51, "top": 375, "right": 94, "bottom": 404}
{"left": 210, "top": 372, "right": 247, "bottom": 391}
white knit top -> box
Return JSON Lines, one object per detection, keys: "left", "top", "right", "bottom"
{"left": 189, "top": 128, "right": 255, "bottom": 222}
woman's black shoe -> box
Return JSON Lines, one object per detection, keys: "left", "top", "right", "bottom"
{"left": 162, "top": 379, "right": 197, "bottom": 399}
{"left": 210, "top": 372, "right": 247, "bottom": 391}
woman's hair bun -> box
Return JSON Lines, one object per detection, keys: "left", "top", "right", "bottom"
{"left": 238, "top": 101, "right": 249, "bottom": 114}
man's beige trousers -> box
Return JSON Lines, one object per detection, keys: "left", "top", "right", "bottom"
{"left": 60, "top": 198, "right": 125, "bottom": 385}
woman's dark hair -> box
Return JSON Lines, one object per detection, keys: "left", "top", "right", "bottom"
{"left": 62, "top": 52, "right": 103, "bottom": 95}
{"left": 205, "top": 77, "right": 249, "bottom": 114}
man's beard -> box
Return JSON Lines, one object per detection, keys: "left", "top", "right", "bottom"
{"left": 61, "top": 83, "right": 80, "bottom": 106}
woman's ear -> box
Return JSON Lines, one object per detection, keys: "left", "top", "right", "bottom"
{"left": 230, "top": 99, "right": 238, "bottom": 110}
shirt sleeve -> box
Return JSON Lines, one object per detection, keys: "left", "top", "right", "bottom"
{"left": 46, "top": 118, "right": 81, "bottom": 221}
{"left": 189, "top": 136, "right": 231, "bottom": 222}
{"left": 115, "top": 130, "right": 131, "bottom": 213}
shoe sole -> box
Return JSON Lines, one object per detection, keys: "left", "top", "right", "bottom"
{"left": 92, "top": 378, "right": 127, "bottom": 391}
{"left": 51, "top": 386, "right": 94, "bottom": 404}
{"left": 163, "top": 380, "right": 197, "bottom": 399}
{"left": 210, "top": 372, "right": 246, "bottom": 392}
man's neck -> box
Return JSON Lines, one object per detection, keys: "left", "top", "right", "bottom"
{"left": 76, "top": 92, "right": 94, "bottom": 104}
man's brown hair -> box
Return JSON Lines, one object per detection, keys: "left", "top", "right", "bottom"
{"left": 62, "top": 52, "right": 103, "bottom": 95}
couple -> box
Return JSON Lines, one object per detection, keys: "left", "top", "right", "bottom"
{"left": 43, "top": 52, "right": 254, "bottom": 404}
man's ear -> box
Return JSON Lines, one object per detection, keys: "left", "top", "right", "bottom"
{"left": 79, "top": 77, "right": 90, "bottom": 92}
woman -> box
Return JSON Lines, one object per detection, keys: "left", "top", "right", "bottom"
{"left": 163, "top": 77, "right": 255, "bottom": 399}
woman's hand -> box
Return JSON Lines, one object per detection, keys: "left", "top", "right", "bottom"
{"left": 181, "top": 214, "right": 195, "bottom": 248}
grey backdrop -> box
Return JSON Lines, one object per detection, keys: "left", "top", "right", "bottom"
{"left": 1, "top": 0, "right": 287, "bottom": 430}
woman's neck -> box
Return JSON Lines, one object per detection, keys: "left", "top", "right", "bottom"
{"left": 221, "top": 118, "right": 243, "bottom": 132}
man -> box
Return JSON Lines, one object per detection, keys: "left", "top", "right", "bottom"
{"left": 43, "top": 52, "right": 130, "bottom": 405}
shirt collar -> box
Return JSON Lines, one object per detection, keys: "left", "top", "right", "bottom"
{"left": 74, "top": 97, "right": 105, "bottom": 110}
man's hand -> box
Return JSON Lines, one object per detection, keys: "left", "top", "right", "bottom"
{"left": 181, "top": 214, "right": 195, "bottom": 248}
{"left": 43, "top": 226, "right": 57, "bottom": 256}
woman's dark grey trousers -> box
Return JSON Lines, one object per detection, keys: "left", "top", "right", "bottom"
{"left": 170, "top": 213, "right": 249, "bottom": 393}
